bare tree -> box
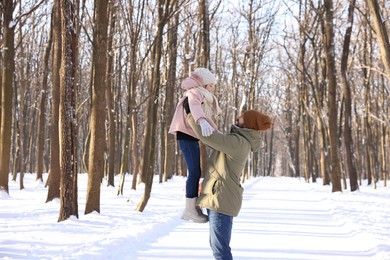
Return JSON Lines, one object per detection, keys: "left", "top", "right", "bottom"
{"left": 136, "top": 0, "right": 177, "bottom": 212}
{"left": 37, "top": 10, "right": 53, "bottom": 183}
{"left": 117, "top": 0, "right": 145, "bottom": 195}
{"left": 85, "top": 0, "right": 109, "bottom": 214}
{"left": 366, "top": 0, "right": 390, "bottom": 80}
{"left": 105, "top": 0, "right": 117, "bottom": 187}
{"left": 46, "top": 0, "right": 61, "bottom": 203}
{"left": 15, "top": 1, "right": 27, "bottom": 190}
{"left": 198, "top": 0, "right": 210, "bottom": 68}
{"left": 323, "top": 0, "right": 342, "bottom": 192}
{"left": 58, "top": 0, "right": 78, "bottom": 222}
{"left": 341, "top": 0, "right": 358, "bottom": 191}
{"left": 163, "top": 1, "right": 179, "bottom": 182}
{"left": 197, "top": 0, "right": 212, "bottom": 180}
{"left": 297, "top": 0, "right": 310, "bottom": 182}
{"left": 0, "top": 0, "right": 15, "bottom": 194}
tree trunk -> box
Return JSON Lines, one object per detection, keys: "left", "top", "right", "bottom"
{"left": 0, "top": 0, "right": 15, "bottom": 194}
{"left": 16, "top": 3, "right": 26, "bottom": 190}
{"left": 341, "top": 0, "right": 358, "bottom": 191}
{"left": 164, "top": 8, "right": 179, "bottom": 182}
{"left": 366, "top": 0, "right": 390, "bottom": 80}
{"left": 128, "top": 17, "right": 140, "bottom": 189}
{"left": 18, "top": 73, "right": 25, "bottom": 190}
{"left": 199, "top": 0, "right": 210, "bottom": 68}
{"left": 294, "top": 106, "right": 301, "bottom": 178}
{"left": 298, "top": 0, "right": 309, "bottom": 181}
{"left": 46, "top": 0, "right": 61, "bottom": 203}
{"left": 365, "top": 0, "right": 390, "bottom": 187}
{"left": 130, "top": 112, "right": 139, "bottom": 188}
{"left": 266, "top": 121, "right": 275, "bottom": 176}
{"left": 136, "top": 76, "right": 156, "bottom": 211}
{"left": 37, "top": 12, "right": 53, "bottom": 183}
{"left": 117, "top": 0, "right": 144, "bottom": 194}
{"left": 309, "top": 21, "right": 332, "bottom": 185}
{"left": 58, "top": 0, "right": 78, "bottom": 222}
{"left": 136, "top": 0, "right": 175, "bottom": 212}
{"left": 360, "top": 19, "right": 376, "bottom": 187}
{"left": 364, "top": 83, "right": 376, "bottom": 188}
{"left": 85, "top": 0, "right": 109, "bottom": 215}
{"left": 380, "top": 77, "right": 388, "bottom": 186}
{"left": 324, "top": 0, "right": 342, "bottom": 192}
{"left": 197, "top": 0, "right": 211, "bottom": 177}
{"left": 105, "top": 0, "right": 116, "bottom": 187}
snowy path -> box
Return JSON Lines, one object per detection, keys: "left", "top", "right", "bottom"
{"left": 129, "top": 178, "right": 382, "bottom": 260}
{"left": 2, "top": 176, "right": 389, "bottom": 260}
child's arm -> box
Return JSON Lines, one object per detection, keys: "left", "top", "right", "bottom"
{"left": 186, "top": 89, "right": 205, "bottom": 123}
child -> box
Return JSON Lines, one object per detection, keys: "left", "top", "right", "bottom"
{"left": 169, "top": 68, "right": 221, "bottom": 223}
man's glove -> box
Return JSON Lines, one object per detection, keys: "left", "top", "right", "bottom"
{"left": 199, "top": 118, "right": 214, "bottom": 137}
{"left": 183, "top": 97, "right": 190, "bottom": 114}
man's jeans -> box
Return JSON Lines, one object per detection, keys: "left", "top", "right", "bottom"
{"left": 178, "top": 139, "right": 201, "bottom": 198}
{"left": 207, "top": 209, "right": 233, "bottom": 260}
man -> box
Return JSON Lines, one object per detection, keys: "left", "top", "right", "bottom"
{"left": 187, "top": 110, "right": 271, "bottom": 260}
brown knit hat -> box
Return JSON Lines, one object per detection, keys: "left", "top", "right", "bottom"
{"left": 243, "top": 110, "right": 272, "bottom": 131}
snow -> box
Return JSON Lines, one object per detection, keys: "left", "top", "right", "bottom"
{"left": 1, "top": 174, "right": 390, "bottom": 260}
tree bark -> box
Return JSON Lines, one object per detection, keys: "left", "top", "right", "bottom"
{"left": 324, "top": 0, "right": 342, "bottom": 192}
{"left": 136, "top": 0, "right": 176, "bottom": 212}
{"left": 0, "top": 0, "right": 15, "bottom": 194}
{"left": 46, "top": 0, "right": 61, "bottom": 203}
{"left": 298, "top": 0, "right": 309, "bottom": 181}
{"left": 341, "top": 0, "right": 358, "bottom": 191}
{"left": 197, "top": 0, "right": 211, "bottom": 177}
{"left": 85, "top": 0, "right": 109, "bottom": 214}
{"left": 366, "top": 0, "right": 390, "bottom": 80}
{"left": 105, "top": 0, "right": 116, "bottom": 187}
{"left": 294, "top": 106, "right": 301, "bottom": 178}
{"left": 37, "top": 11, "right": 53, "bottom": 183}
{"left": 16, "top": 3, "right": 26, "bottom": 190}
{"left": 364, "top": 80, "right": 376, "bottom": 188}
{"left": 117, "top": 0, "right": 144, "bottom": 195}
{"left": 199, "top": 0, "right": 210, "bottom": 68}
{"left": 164, "top": 6, "right": 179, "bottom": 182}
{"left": 365, "top": 0, "right": 390, "bottom": 188}
{"left": 58, "top": 0, "right": 78, "bottom": 222}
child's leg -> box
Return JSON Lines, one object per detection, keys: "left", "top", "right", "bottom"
{"left": 178, "top": 139, "right": 201, "bottom": 198}
{"left": 178, "top": 139, "right": 207, "bottom": 223}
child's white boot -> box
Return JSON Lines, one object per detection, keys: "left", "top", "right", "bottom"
{"left": 181, "top": 197, "right": 208, "bottom": 223}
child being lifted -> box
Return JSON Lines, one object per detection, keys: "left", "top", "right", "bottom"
{"left": 169, "top": 68, "right": 221, "bottom": 223}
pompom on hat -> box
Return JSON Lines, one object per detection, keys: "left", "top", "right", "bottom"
{"left": 243, "top": 110, "right": 272, "bottom": 131}
{"left": 181, "top": 68, "right": 216, "bottom": 90}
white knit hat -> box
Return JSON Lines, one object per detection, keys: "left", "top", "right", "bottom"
{"left": 192, "top": 68, "right": 216, "bottom": 86}
{"left": 181, "top": 68, "right": 216, "bottom": 90}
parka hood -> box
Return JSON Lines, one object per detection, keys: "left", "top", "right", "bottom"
{"left": 230, "top": 125, "right": 262, "bottom": 152}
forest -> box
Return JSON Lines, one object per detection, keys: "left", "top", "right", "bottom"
{"left": 0, "top": 0, "right": 388, "bottom": 221}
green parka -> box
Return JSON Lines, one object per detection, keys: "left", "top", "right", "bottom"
{"left": 187, "top": 114, "right": 262, "bottom": 217}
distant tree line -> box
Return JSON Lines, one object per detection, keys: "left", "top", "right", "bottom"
{"left": 0, "top": 0, "right": 388, "bottom": 221}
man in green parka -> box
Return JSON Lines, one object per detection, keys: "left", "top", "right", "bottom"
{"left": 187, "top": 110, "right": 271, "bottom": 260}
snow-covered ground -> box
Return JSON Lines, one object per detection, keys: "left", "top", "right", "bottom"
{"left": 1, "top": 174, "right": 390, "bottom": 260}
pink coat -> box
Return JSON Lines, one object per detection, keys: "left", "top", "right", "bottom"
{"left": 169, "top": 88, "right": 218, "bottom": 139}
